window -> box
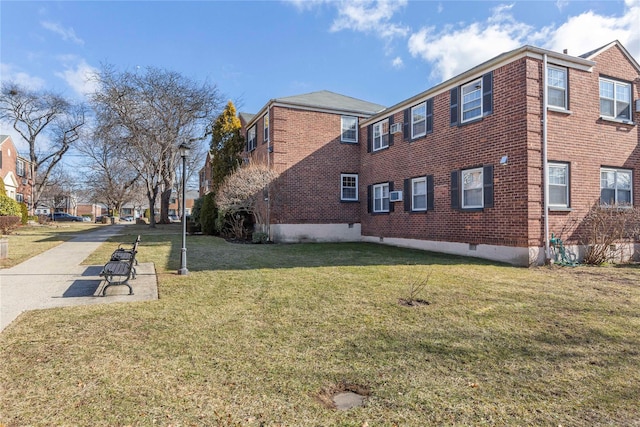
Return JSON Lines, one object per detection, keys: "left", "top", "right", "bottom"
{"left": 547, "top": 66, "right": 567, "bottom": 109}
{"left": 16, "top": 159, "right": 25, "bottom": 177}
{"left": 548, "top": 163, "right": 569, "bottom": 207}
{"left": 462, "top": 167, "right": 484, "bottom": 208}
{"left": 601, "top": 168, "right": 632, "bottom": 206}
{"left": 411, "top": 102, "right": 426, "bottom": 138}
{"left": 247, "top": 126, "right": 257, "bottom": 151}
{"left": 461, "top": 79, "right": 482, "bottom": 122}
{"left": 16, "top": 193, "right": 24, "bottom": 203}
{"left": 372, "top": 119, "right": 389, "bottom": 151}
{"left": 411, "top": 177, "right": 427, "bottom": 211}
{"left": 373, "top": 183, "right": 390, "bottom": 213}
{"left": 341, "top": 173, "right": 358, "bottom": 201}
{"left": 341, "top": 116, "right": 358, "bottom": 143}
{"left": 599, "top": 78, "right": 631, "bottom": 120}
{"left": 263, "top": 112, "right": 269, "bottom": 142}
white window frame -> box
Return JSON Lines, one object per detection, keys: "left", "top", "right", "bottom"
{"left": 247, "top": 126, "right": 257, "bottom": 151}
{"left": 263, "top": 111, "right": 269, "bottom": 142}
{"left": 411, "top": 102, "right": 427, "bottom": 139}
{"left": 16, "top": 193, "right": 24, "bottom": 203}
{"left": 548, "top": 162, "right": 569, "bottom": 208}
{"left": 372, "top": 119, "right": 389, "bottom": 151}
{"left": 411, "top": 177, "right": 427, "bottom": 211}
{"left": 547, "top": 66, "right": 567, "bottom": 110}
{"left": 461, "top": 79, "right": 482, "bottom": 123}
{"left": 341, "top": 174, "right": 358, "bottom": 201}
{"left": 599, "top": 78, "right": 631, "bottom": 121}
{"left": 373, "top": 183, "right": 390, "bottom": 213}
{"left": 462, "top": 167, "right": 484, "bottom": 209}
{"left": 600, "top": 167, "right": 633, "bottom": 206}
{"left": 16, "top": 159, "right": 25, "bottom": 177}
{"left": 341, "top": 116, "right": 358, "bottom": 143}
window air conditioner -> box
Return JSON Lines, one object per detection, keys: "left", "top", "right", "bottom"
{"left": 390, "top": 123, "right": 402, "bottom": 134}
{"left": 389, "top": 190, "right": 403, "bottom": 202}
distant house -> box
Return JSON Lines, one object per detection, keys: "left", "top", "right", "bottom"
{"left": 202, "top": 41, "right": 639, "bottom": 266}
{"left": 198, "top": 151, "right": 213, "bottom": 197}
{"left": 0, "top": 135, "right": 33, "bottom": 211}
{"left": 239, "top": 90, "right": 385, "bottom": 242}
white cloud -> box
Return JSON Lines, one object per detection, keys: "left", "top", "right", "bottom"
{"left": 0, "top": 63, "right": 46, "bottom": 90}
{"left": 329, "top": 0, "right": 409, "bottom": 40}
{"left": 555, "top": 0, "right": 569, "bottom": 12}
{"left": 41, "top": 21, "right": 84, "bottom": 45}
{"left": 408, "top": 1, "right": 640, "bottom": 82}
{"left": 391, "top": 56, "right": 404, "bottom": 69}
{"left": 408, "top": 4, "right": 536, "bottom": 81}
{"left": 54, "top": 57, "right": 99, "bottom": 98}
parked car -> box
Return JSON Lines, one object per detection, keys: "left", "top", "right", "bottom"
{"left": 50, "top": 212, "right": 84, "bottom": 222}
{"left": 168, "top": 215, "right": 180, "bottom": 223}
{"left": 95, "top": 216, "right": 104, "bottom": 223}
{"left": 122, "top": 216, "right": 134, "bottom": 222}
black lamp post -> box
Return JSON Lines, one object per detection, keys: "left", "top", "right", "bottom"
{"left": 178, "top": 142, "right": 190, "bottom": 275}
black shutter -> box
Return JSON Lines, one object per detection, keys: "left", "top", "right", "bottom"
{"left": 404, "top": 179, "right": 410, "bottom": 211}
{"left": 450, "top": 87, "right": 459, "bottom": 126}
{"left": 426, "top": 98, "right": 434, "bottom": 133}
{"left": 367, "top": 124, "right": 372, "bottom": 153}
{"left": 389, "top": 181, "right": 394, "bottom": 212}
{"left": 388, "top": 115, "right": 394, "bottom": 147}
{"left": 246, "top": 131, "right": 250, "bottom": 151}
{"left": 451, "top": 170, "right": 460, "bottom": 209}
{"left": 403, "top": 109, "right": 410, "bottom": 141}
{"left": 482, "top": 72, "right": 493, "bottom": 116}
{"left": 427, "top": 175, "right": 434, "bottom": 210}
{"left": 483, "top": 165, "right": 494, "bottom": 208}
{"left": 367, "top": 185, "right": 372, "bottom": 213}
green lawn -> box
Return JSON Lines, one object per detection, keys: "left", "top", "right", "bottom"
{"left": 1, "top": 225, "right": 639, "bottom": 426}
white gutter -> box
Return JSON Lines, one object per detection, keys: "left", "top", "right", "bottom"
{"left": 542, "top": 54, "right": 551, "bottom": 263}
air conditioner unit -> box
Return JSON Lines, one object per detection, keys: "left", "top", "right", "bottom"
{"left": 390, "top": 123, "right": 402, "bottom": 134}
{"left": 389, "top": 190, "right": 403, "bottom": 202}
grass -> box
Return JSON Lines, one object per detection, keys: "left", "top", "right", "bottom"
{"left": 1, "top": 224, "right": 639, "bottom": 426}
{"left": 0, "top": 222, "right": 103, "bottom": 269}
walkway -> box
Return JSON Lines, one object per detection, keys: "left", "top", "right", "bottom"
{"left": 0, "top": 225, "right": 158, "bottom": 332}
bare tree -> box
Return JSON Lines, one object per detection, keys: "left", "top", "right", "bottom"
{"left": 0, "top": 82, "right": 86, "bottom": 211}
{"left": 216, "top": 162, "right": 279, "bottom": 235}
{"left": 91, "top": 66, "right": 223, "bottom": 226}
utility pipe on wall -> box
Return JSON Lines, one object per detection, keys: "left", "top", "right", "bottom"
{"left": 542, "top": 54, "right": 551, "bottom": 263}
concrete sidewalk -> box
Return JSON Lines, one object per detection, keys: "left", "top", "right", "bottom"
{"left": 0, "top": 225, "right": 158, "bottom": 332}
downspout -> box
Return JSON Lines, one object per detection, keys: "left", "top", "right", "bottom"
{"left": 266, "top": 106, "right": 271, "bottom": 240}
{"left": 542, "top": 54, "right": 551, "bottom": 263}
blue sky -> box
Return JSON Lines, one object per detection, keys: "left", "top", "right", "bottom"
{"left": 1, "top": 0, "right": 639, "bottom": 152}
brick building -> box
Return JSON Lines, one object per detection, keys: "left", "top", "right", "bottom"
{"left": 230, "top": 41, "right": 638, "bottom": 265}
{"left": 198, "top": 151, "right": 213, "bottom": 197}
{"left": 0, "top": 135, "right": 33, "bottom": 211}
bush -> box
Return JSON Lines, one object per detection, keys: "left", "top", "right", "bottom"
{"left": 579, "top": 204, "right": 640, "bottom": 265}
{"left": 0, "top": 216, "right": 20, "bottom": 235}
{"left": 191, "top": 197, "right": 203, "bottom": 227}
{"left": 20, "top": 202, "right": 28, "bottom": 225}
{"left": 200, "top": 193, "right": 218, "bottom": 235}
{"left": 252, "top": 231, "right": 269, "bottom": 244}
{"left": 0, "top": 194, "right": 21, "bottom": 216}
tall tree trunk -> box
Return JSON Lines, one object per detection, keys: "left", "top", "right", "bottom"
{"left": 147, "top": 187, "right": 159, "bottom": 228}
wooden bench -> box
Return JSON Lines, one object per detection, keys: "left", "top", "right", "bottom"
{"left": 110, "top": 235, "right": 140, "bottom": 265}
{"left": 100, "top": 250, "right": 137, "bottom": 296}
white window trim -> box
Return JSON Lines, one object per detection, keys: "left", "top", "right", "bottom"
{"left": 373, "top": 183, "right": 390, "bottom": 213}
{"left": 462, "top": 167, "right": 484, "bottom": 209}
{"left": 548, "top": 162, "right": 569, "bottom": 208}
{"left": 411, "top": 177, "right": 427, "bottom": 211}
{"left": 263, "top": 112, "right": 269, "bottom": 142}
{"left": 600, "top": 167, "right": 633, "bottom": 206}
{"left": 341, "top": 116, "right": 358, "bottom": 143}
{"left": 411, "top": 102, "right": 427, "bottom": 139}
{"left": 372, "top": 119, "right": 389, "bottom": 151}
{"left": 341, "top": 173, "right": 358, "bottom": 201}
{"left": 248, "top": 126, "right": 257, "bottom": 151}
{"left": 547, "top": 65, "right": 567, "bottom": 110}
{"left": 461, "top": 79, "right": 483, "bottom": 123}
{"left": 599, "top": 77, "right": 631, "bottom": 121}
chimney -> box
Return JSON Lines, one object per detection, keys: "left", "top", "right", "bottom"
{"left": 563, "top": 49, "right": 568, "bottom": 54}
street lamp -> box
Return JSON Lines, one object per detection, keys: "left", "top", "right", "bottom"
{"left": 178, "top": 142, "right": 190, "bottom": 275}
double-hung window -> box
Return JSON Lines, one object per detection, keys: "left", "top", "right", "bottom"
{"left": 372, "top": 119, "right": 389, "bottom": 151}
{"left": 341, "top": 116, "right": 358, "bottom": 143}
{"left": 263, "top": 112, "right": 270, "bottom": 142}
{"left": 341, "top": 174, "right": 358, "bottom": 201}
{"left": 547, "top": 66, "right": 567, "bottom": 109}
{"left": 462, "top": 167, "right": 484, "bottom": 208}
{"left": 601, "top": 167, "right": 632, "bottom": 206}
{"left": 411, "top": 102, "right": 426, "bottom": 138}
{"left": 16, "top": 159, "right": 25, "bottom": 177}
{"left": 599, "top": 78, "right": 631, "bottom": 121}
{"left": 247, "top": 126, "right": 257, "bottom": 151}
{"left": 16, "top": 193, "right": 24, "bottom": 203}
{"left": 548, "top": 163, "right": 569, "bottom": 208}
{"left": 412, "top": 177, "right": 427, "bottom": 211}
{"left": 373, "top": 183, "right": 390, "bottom": 213}
{"left": 461, "top": 79, "right": 482, "bottom": 122}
